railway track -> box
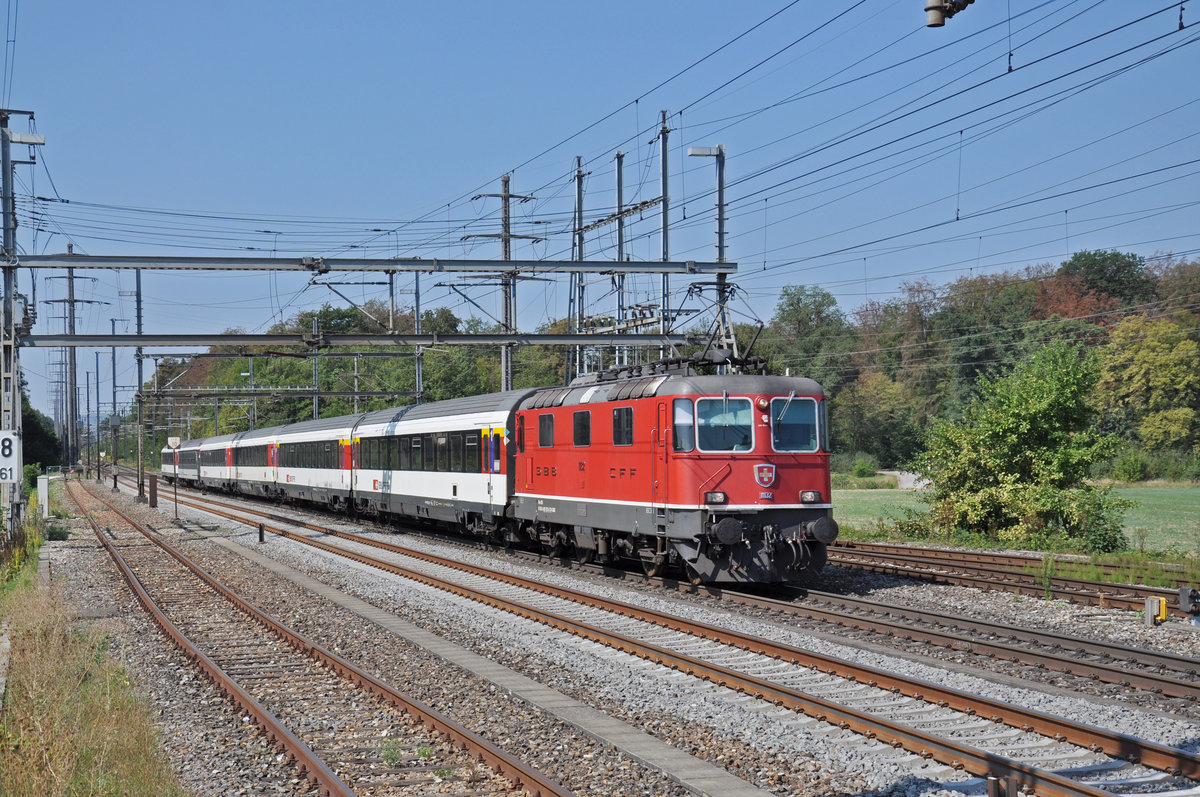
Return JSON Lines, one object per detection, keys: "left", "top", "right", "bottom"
{"left": 66, "top": 479, "right": 572, "bottom": 797}
{"left": 827, "top": 541, "right": 1190, "bottom": 615}
{"left": 134, "top": 478, "right": 1200, "bottom": 797}
{"left": 126, "top": 473, "right": 1200, "bottom": 708}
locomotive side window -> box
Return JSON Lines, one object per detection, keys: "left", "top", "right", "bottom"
{"left": 612, "top": 407, "right": 633, "bottom": 446}
{"left": 672, "top": 399, "right": 695, "bottom": 452}
{"left": 696, "top": 398, "right": 753, "bottom": 451}
{"left": 573, "top": 411, "right": 591, "bottom": 447}
{"left": 820, "top": 399, "right": 830, "bottom": 452}
{"left": 538, "top": 414, "right": 554, "bottom": 447}
{"left": 770, "top": 397, "right": 819, "bottom": 452}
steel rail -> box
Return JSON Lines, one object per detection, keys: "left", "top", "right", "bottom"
{"left": 159, "top": 489, "right": 1191, "bottom": 796}
{"left": 832, "top": 541, "right": 1197, "bottom": 588}
{"left": 720, "top": 587, "right": 1200, "bottom": 700}
{"left": 76, "top": 482, "right": 574, "bottom": 797}
{"left": 64, "top": 483, "right": 356, "bottom": 797}
{"left": 125, "top": 476, "right": 1200, "bottom": 698}
{"left": 826, "top": 548, "right": 1181, "bottom": 614}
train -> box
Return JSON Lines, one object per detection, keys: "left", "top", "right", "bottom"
{"left": 161, "top": 356, "right": 838, "bottom": 584}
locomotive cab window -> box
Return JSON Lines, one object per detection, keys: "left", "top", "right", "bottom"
{"left": 573, "top": 411, "right": 590, "bottom": 447}
{"left": 538, "top": 414, "right": 554, "bottom": 447}
{"left": 672, "top": 399, "right": 695, "bottom": 452}
{"left": 770, "top": 396, "right": 819, "bottom": 452}
{"left": 696, "top": 397, "right": 753, "bottom": 451}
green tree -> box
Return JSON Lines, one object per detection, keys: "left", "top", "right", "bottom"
{"left": 1059, "top": 249, "right": 1157, "bottom": 307}
{"left": 913, "top": 340, "right": 1126, "bottom": 552}
{"left": 761, "top": 285, "right": 854, "bottom": 392}
{"left": 22, "top": 396, "right": 61, "bottom": 468}
{"left": 1098, "top": 315, "right": 1200, "bottom": 449}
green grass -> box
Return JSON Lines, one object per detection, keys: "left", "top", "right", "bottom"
{"left": 833, "top": 485, "right": 1200, "bottom": 555}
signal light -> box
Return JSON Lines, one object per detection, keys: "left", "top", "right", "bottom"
{"left": 704, "top": 491, "right": 727, "bottom": 504}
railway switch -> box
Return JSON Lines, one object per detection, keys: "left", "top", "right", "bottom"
{"left": 1144, "top": 597, "right": 1168, "bottom": 627}
{"left": 1182, "top": 587, "right": 1200, "bottom": 626}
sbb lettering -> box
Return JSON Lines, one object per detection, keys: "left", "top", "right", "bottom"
{"left": 535, "top": 466, "right": 557, "bottom": 477}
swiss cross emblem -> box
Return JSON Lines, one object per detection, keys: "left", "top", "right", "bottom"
{"left": 754, "top": 463, "right": 776, "bottom": 488}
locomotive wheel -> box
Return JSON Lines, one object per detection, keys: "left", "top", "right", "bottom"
{"left": 576, "top": 548, "right": 595, "bottom": 565}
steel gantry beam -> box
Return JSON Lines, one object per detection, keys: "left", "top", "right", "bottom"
{"left": 19, "top": 254, "right": 734, "bottom": 275}
{"left": 21, "top": 332, "right": 699, "bottom": 348}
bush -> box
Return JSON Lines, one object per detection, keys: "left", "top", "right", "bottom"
{"left": 45, "top": 523, "right": 69, "bottom": 542}
{"left": 1095, "top": 446, "right": 1200, "bottom": 482}
{"left": 22, "top": 463, "right": 39, "bottom": 493}
{"left": 1109, "top": 448, "right": 1147, "bottom": 482}
{"left": 851, "top": 454, "right": 879, "bottom": 478}
{"left": 912, "top": 341, "right": 1127, "bottom": 553}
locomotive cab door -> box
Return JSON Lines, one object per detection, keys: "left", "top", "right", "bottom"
{"left": 652, "top": 402, "right": 669, "bottom": 510}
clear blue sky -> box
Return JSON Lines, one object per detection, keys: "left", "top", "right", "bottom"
{"left": 8, "top": 1, "right": 1199, "bottom": 417}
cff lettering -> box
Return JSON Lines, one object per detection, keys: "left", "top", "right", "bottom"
{"left": 609, "top": 466, "right": 637, "bottom": 479}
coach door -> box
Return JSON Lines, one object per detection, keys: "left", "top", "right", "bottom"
{"left": 484, "top": 426, "right": 504, "bottom": 514}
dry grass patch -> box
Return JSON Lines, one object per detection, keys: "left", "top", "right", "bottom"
{"left": 0, "top": 579, "right": 184, "bottom": 797}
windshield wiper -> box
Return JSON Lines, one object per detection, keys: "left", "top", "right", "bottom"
{"left": 775, "top": 390, "right": 796, "bottom": 423}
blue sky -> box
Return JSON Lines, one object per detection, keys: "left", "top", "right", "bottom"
{"left": 8, "top": 1, "right": 1199, "bottom": 416}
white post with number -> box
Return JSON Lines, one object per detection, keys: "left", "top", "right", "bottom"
{"left": 0, "top": 431, "right": 18, "bottom": 484}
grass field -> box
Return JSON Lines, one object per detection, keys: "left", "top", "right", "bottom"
{"left": 833, "top": 485, "right": 1200, "bottom": 555}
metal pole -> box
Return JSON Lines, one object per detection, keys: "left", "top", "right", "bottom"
{"left": 615, "top": 151, "right": 626, "bottom": 367}
{"left": 352, "top": 355, "right": 359, "bottom": 414}
{"left": 660, "top": 111, "right": 670, "bottom": 357}
{"left": 312, "top": 317, "right": 318, "bottom": 419}
{"left": 574, "top": 158, "right": 585, "bottom": 377}
{"left": 66, "top": 267, "right": 78, "bottom": 465}
{"left": 85, "top": 370, "right": 90, "bottom": 477}
{"left": 388, "top": 271, "right": 395, "bottom": 333}
{"left": 95, "top": 351, "right": 101, "bottom": 483}
{"left": 136, "top": 270, "right": 146, "bottom": 501}
{"left": 414, "top": 273, "right": 422, "bottom": 404}
{"left": 1, "top": 115, "right": 23, "bottom": 534}
{"left": 500, "top": 175, "right": 513, "bottom": 392}
{"left": 248, "top": 356, "right": 255, "bottom": 429}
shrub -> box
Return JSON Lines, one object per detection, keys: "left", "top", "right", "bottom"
{"left": 851, "top": 454, "right": 879, "bottom": 478}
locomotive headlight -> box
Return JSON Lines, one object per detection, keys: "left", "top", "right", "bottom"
{"left": 800, "top": 490, "right": 822, "bottom": 503}
{"left": 704, "top": 491, "right": 727, "bottom": 504}
{"left": 756, "top": 397, "right": 769, "bottom": 410}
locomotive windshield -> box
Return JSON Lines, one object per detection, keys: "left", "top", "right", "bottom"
{"left": 695, "top": 397, "right": 753, "bottom": 451}
{"left": 771, "top": 396, "right": 819, "bottom": 452}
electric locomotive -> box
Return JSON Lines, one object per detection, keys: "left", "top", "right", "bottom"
{"left": 509, "top": 364, "right": 836, "bottom": 583}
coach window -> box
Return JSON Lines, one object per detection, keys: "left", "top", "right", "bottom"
{"left": 435, "top": 435, "right": 449, "bottom": 471}
{"left": 573, "top": 410, "right": 591, "bottom": 447}
{"left": 672, "top": 399, "right": 695, "bottom": 452}
{"left": 696, "top": 397, "right": 753, "bottom": 451}
{"left": 465, "top": 432, "right": 480, "bottom": 472}
{"left": 411, "top": 436, "right": 423, "bottom": 470}
{"left": 770, "top": 396, "right": 818, "bottom": 452}
{"left": 613, "top": 407, "right": 633, "bottom": 446}
{"left": 450, "top": 433, "right": 464, "bottom": 471}
{"left": 538, "top": 414, "right": 554, "bottom": 447}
